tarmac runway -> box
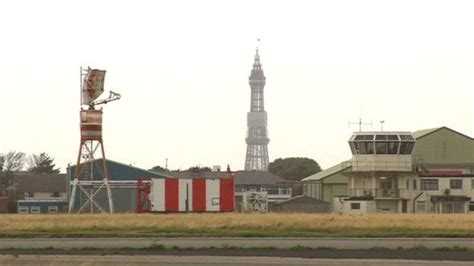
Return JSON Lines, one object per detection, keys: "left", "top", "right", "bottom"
{"left": 0, "top": 255, "right": 472, "bottom": 266}
{"left": 0, "top": 237, "right": 473, "bottom": 250}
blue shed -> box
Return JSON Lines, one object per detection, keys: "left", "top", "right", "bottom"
{"left": 67, "top": 159, "right": 168, "bottom": 213}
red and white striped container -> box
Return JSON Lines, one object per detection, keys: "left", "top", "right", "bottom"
{"left": 149, "top": 178, "right": 234, "bottom": 212}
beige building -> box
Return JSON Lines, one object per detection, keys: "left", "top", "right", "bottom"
{"left": 302, "top": 127, "right": 474, "bottom": 213}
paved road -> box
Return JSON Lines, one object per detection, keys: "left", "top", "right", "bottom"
{"left": 0, "top": 237, "right": 473, "bottom": 249}
{"left": 0, "top": 255, "right": 472, "bottom": 266}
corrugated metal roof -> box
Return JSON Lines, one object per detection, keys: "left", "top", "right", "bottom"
{"left": 412, "top": 126, "right": 473, "bottom": 140}
{"left": 301, "top": 161, "right": 351, "bottom": 182}
{"left": 412, "top": 127, "right": 442, "bottom": 139}
{"left": 69, "top": 159, "right": 172, "bottom": 181}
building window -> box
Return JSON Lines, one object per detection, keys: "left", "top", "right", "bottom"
{"left": 416, "top": 202, "right": 426, "bottom": 212}
{"left": 387, "top": 142, "right": 399, "bottom": 154}
{"left": 365, "top": 142, "right": 374, "bottom": 154}
{"left": 470, "top": 202, "right": 474, "bottom": 212}
{"left": 351, "top": 203, "right": 361, "bottom": 210}
{"left": 399, "top": 142, "right": 414, "bottom": 154}
{"left": 280, "top": 188, "right": 291, "bottom": 195}
{"left": 18, "top": 206, "right": 29, "bottom": 214}
{"left": 349, "top": 142, "right": 357, "bottom": 154}
{"left": 24, "top": 192, "right": 34, "bottom": 198}
{"left": 50, "top": 192, "right": 61, "bottom": 198}
{"left": 262, "top": 187, "right": 280, "bottom": 195}
{"left": 421, "top": 179, "right": 438, "bottom": 191}
{"left": 413, "top": 179, "right": 417, "bottom": 190}
{"left": 30, "top": 206, "right": 40, "bottom": 214}
{"left": 354, "top": 142, "right": 374, "bottom": 154}
{"left": 406, "top": 180, "right": 409, "bottom": 190}
{"left": 450, "top": 179, "right": 463, "bottom": 189}
{"left": 235, "top": 186, "right": 246, "bottom": 192}
{"left": 375, "top": 142, "right": 388, "bottom": 154}
{"left": 48, "top": 206, "right": 58, "bottom": 213}
{"left": 471, "top": 179, "right": 474, "bottom": 189}
{"left": 379, "top": 179, "right": 393, "bottom": 190}
{"left": 211, "top": 198, "right": 220, "bottom": 206}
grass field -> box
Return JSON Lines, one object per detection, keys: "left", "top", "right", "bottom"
{"left": 0, "top": 213, "right": 473, "bottom": 238}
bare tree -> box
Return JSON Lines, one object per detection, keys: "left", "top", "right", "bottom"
{"left": 2, "top": 151, "right": 26, "bottom": 172}
{"left": 0, "top": 155, "right": 4, "bottom": 174}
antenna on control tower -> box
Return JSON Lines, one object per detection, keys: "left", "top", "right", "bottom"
{"left": 349, "top": 118, "right": 372, "bottom": 132}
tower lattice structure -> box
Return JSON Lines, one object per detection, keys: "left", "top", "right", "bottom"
{"left": 68, "top": 67, "right": 120, "bottom": 214}
{"left": 245, "top": 49, "right": 270, "bottom": 171}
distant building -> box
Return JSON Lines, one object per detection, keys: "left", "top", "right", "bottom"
{"left": 270, "top": 195, "right": 330, "bottom": 213}
{"left": 148, "top": 177, "right": 234, "bottom": 212}
{"left": 169, "top": 170, "right": 292, "bottom": 212}
{"left": 14, "top": 173, "right": 68, "bottom": 214}
{"left": 302, "top": 163, "right": 350, "bottom": 210}
{"left": 302, "top": 126, "right": 474, "bottom": 213}
{"left": 67, "top": 159, "right": 169, "bottom": 213}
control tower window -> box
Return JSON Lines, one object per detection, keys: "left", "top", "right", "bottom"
{"left": 355, "top": 135, "right": 374, "bottom": 141}
{"left": 376, "top": 142, "right": 388, "bottom": 154}
{"left": 388, "top": 142, "right": 399, "bottom": 154}
{"left": 354, "top": 142, "right": 362, "bottom": 154}
{"left": 354, "top": 142, "right": 374, "bottom": 154}
{"left": 399, "top": 142, "right": 414, "bottom": 154}
{"left": 349, "top": 142, "right": 357, "bottom": 154}
{"left": 350, "top": 133, "right": 414, "bottom": 155}
{"left": 366, "top": 142, "right": 374, "bottom": 154}
{"left": 387, "top": 135, "right": 399, "bottom": 141}
{"left": 400, "top": 135, "right": 415, "bottom": 141}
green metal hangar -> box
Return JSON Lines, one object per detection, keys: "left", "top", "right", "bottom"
{"left": 412, "top": 127, "right": 474, "bottom": 174}
{"left": 412, "top": 127, "right": 474, "bottom": 213}
{"left": 302, "top": 162, "right": 350, "bottom": 208}
{"left": 67, "top": 159, "right": 168, "bottom": 213}
{"left": 302, "top": 126, "right": 474, "bottom": 213}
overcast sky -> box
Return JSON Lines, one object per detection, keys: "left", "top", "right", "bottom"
{"left": 0, "top": 0, "right": 472, "bottom": 173}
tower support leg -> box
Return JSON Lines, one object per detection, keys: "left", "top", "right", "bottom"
{"left": 68, "top": 140, "right": 114, "bottom": 214}
{"left": 68, "top": 178, "right": 78, "bottom": 213}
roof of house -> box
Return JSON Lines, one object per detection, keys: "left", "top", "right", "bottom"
{"left": 274, "top": 195, "right": 329, "bottom": 205}
{"left": 13, "top": 173, "right": 67, "bottom": 193}
{"left": 301, "top": 161, "right": 351, "bottom": 182}
{"left": 168, "top": 170, "right": 290, "bottom": 186}
{"left": 169, "top": 171, "right": 230, "bottom": 179}
{"left": 413, "top": 127, "right": 473, "bottom": 140}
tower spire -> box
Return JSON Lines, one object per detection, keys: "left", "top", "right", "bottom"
{"left": 254, "top": 39, "right": 261, "bottom": 68}
{"left": 244, "top": 45, "right": 270, "bottom": 171}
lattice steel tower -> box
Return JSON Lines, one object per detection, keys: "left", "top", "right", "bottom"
{"left": 245, "top": 48, "right": 270, "bottom": 170}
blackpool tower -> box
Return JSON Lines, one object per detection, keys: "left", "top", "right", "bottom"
{"left": 244, "top": 48, "right": 270, "bottom": 171}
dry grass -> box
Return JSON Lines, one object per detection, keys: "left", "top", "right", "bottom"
{"left": 0, "top": 213, "right": 473, "bottom": 237}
